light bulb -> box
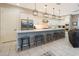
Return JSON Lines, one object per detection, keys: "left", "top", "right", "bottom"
{"left": 52, "top": 15, "right": 56, "bottom": 19}
{"left": 33, "top": 10, "right": 38, "bottom": 16}
{"left": 44, "top": 13, "right": 48, "bottom": 18}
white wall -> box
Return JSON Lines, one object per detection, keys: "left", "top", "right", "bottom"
{"left": 0, "top": 8, "right": 1, "bottom": 43}
{"left": 48, "top": 19, "right": 64, "bottom": 26}
{"left": 77, "top": 17, "right": 79, "bottom": 29}
{"left": 0, "top": 5, "right": 20, "bottom": 42}
{"left": 77, "top": 19, "right": 79, "bottom": 29}
{"left": 64, "top": 15, "right": 71, "bottom": 25}
{"left": 64, "top": 15, "right": 71, "bottom": 29}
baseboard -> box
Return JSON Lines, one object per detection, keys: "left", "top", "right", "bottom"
{"left": 2, "top": 40, "right": 16, "bottom": 43}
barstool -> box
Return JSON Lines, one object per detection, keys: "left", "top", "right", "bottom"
{"left": 19, "top": 36, "right": 30, "bottom": 51}
{"left": 57, "top": 31, "right": 61, "bottom": 39}
{"left": 30, "top": 36, "right": 36, "bottom": 48}
{"left": 53, "top": 32, "right": 59, "bottom": 41}
{"left": 51, "top": 33, "right": 55, "bottom": 41}
{"left": 60, "top": 31, "right": 65, "bottom": 38}
{"left": 46, "top": 34, "right": 52, "bottom": 43}
{"left": 35, "top": 35, "right": 44, "bottom": 46}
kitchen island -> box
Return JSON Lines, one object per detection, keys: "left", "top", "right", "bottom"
{"left": 17, "top": 28, "right": 65, "bottom": 51}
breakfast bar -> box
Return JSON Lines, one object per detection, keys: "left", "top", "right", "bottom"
{"left": 17, "top": 28, "right": 65, "bottom": 51}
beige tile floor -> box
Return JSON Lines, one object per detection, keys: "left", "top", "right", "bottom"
{"left": 0, "top": 32, "right": 79, "bottom": 56}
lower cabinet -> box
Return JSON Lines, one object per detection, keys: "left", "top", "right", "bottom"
{"left": 68, "top": 29, "right": 79, "bottom": 48}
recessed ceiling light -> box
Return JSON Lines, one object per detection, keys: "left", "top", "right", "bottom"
{"left": 16, "top": 3, "right": 20, "bottom": 6}
{"left": 77, "top": 4, "right": 79, "bottom": 7}
{"left": 56, "top": 3, "right": 61, "bottom": 5}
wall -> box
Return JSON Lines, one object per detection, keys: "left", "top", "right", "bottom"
{"left": 0, "top": 4, "right": 20, "bottom": 42}
{"left": 0, "top": 8, "right": 1, "bottom": 43}
{"left": 64, "top": 15, "right": 71, "bottom": 30}
{"left": 77, "top": 18, "right": 79, "bottom": 29}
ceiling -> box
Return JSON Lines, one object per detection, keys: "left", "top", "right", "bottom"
{"left": 10, "top": 3, "right": 79, "bottom": 16}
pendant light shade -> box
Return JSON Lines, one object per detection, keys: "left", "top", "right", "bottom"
{"left": 43, "top": 4, "right": 49, "bottom": 18}
{"left": 44, "top": 13, "right": 48, "bottom": 18}
{"left": 33, "top": 10, "right": 38, "bottom": 16}
{"left": 58, "top": 9, "right": 62, "bottom": 20}
{"left": 33, "top": 3, "right": 38, "bottom": 16}
{"left": 52, "top": 8, "right": 56, "bottom": 19}
{"left": 42, "top": 18, "right": 48, "bottom": 23}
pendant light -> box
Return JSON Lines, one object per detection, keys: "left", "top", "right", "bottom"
{"left": 58, "top": 9, "right": 62, "bottom": 20}
{"left": 56, "top": 3, "right": 62, "bottom": 20}
{"left": 42, "top": 4, "right": 49, "bottom": 23}
{"left": 43, "top": 4, "right": 49, "bottom": 18}
{"left": 52, "top": 8, "right": 56, "bottom": 19}
{"left": 33, "top": 3, "right": 38, "bottom": 16}
{"left": 42, "top": 18, "right": 48, "bottom": 23}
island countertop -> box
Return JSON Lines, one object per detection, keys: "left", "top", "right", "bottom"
{"left": 17, "top": 28, "right": 64, "bottom": 33}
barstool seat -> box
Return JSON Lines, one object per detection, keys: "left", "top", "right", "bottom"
{"left": 53, "top": 32, "right": 58, "bottom": 40}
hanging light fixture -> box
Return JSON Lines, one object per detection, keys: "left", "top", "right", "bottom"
{"left": 42, "top": 18, "right": 48, "bottom": 23}
{"left": 43, "top": 4, "right": 49, "bottom": 18}
{"left": 58, "top": 9, "right": 62, "bottom": 20}
{"left": 42, "top": 4, "right": 49, "bottom": 23}
{"left": 33, "top": 3, "right": 38, "bottom": 16}
{"left": 52, "top": 8, "right": 56, "bottom": 19}
{"left": 56, "top": 3, "right": 62, "bottom": 20}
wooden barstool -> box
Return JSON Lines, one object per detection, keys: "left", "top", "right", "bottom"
{"left": 46, "top": 34, "right": 52, "bottom": 43}
{"left": 35, "top": 34, "right": 44, "bottom": 46}
{"left": 19, "top": 36, "right": 30, "bottom": 51}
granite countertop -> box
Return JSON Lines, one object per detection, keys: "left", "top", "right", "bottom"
{"left": 17, "top": 28, "right": 64, "bottom": 33}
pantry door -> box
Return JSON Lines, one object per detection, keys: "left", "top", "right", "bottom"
{"left": 0, "top": 7, "right": 19, "bottom": 43}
